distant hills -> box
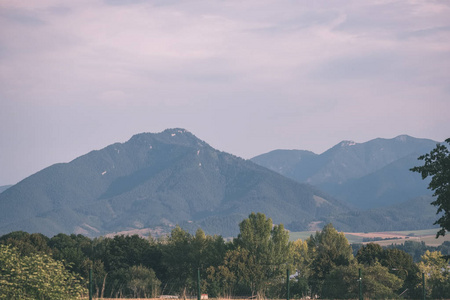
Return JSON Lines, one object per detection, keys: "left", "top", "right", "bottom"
{"left": 0, "top": 131, "right": 442, "bottom": 238}
{"left": 0, "top": 129, "right": 347, "bottom": 238}
{"left": 251, "top": 135, "right": 437, "bottom": 210}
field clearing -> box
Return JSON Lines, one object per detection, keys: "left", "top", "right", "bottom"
{"left": 289, "top": 228, "right": 450, "bottom": 246}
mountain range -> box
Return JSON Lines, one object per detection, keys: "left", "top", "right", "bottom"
{"left": 0, "top": 129, "right": 347, "bottom": 238}
{"left": 251, "top": 135, "right": 436, "bottom": 210}
{"left": 0, "top": 130, "right": 440, "bottom": 238}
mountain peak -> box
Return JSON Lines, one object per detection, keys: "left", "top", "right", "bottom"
{"left": 340, "top": 140, "right": 357, "bottom": 147}
{"left": 394, "top": 134, "right": 411, "bottom": 142}
{"left": 162, "top": 128, "right": 190, "bottom": 135}
{"left": 128, "top": 128, "right": 209, "bottom": 149}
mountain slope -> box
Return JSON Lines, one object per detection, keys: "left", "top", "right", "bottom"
{"left": 326, "top": 195, "right": 439, "bottom": 232}
{"left": 0, "top": 185, "right": 12, "bottom": 194}
{"left": 0, "top": 129, "right": 348, "bottom": 237}
{"left": 323, "top": 154, "right": 432, "bottom": 209}
{"left": 252, "top": 135, "right": 437, "bottom": 209}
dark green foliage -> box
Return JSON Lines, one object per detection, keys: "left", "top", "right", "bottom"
{"left": 357, "top": 244, "right": 422, "bottom": 297}
{"left": 0, "top": 231, "right": 52, "bottom": 256}
{"left": 322, "top": 263, "right": 403, "bottom": 299}
{"left": 356, "top": 243, "right": 383, "bottom": 266}
{"left": 307, "top": 223, "right": 353, "bottom": 296}
{"left": 411, "top": 138, "right": 450, "bottom": 237}
{"left": 49, "top": 233, "right": 93, "bottom": 275}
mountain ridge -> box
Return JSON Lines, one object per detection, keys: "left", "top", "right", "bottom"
{"left": 0, "top": 128, "right": 348, "bottom": 237}
{"left": 251, "top": 134, "right": 438, "bottom": 210}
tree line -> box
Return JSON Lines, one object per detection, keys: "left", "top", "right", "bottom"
{"left": 1, "top": 212, "right": 450, "bottom": 299}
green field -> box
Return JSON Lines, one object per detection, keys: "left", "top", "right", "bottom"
{"left": 289, "top": 228, "right": 450, "bottom": 246}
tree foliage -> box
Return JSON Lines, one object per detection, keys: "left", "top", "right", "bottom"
{"left": 2, "top": 214, "right": 450, "bottom": 299}
{"left": 231, "top": 212, "right": 292, "bottom": 298}
{"left": 0, "top": 244, "right": 86, "bottom": 299}
{"left": 322, "top": 263, "right": 403, "bottom": 299}
{"left": 411, "top": 138, "right": 450, "bottom": 237}
{"left": 417, "top": 250, "right": 450, "bottom": 298}
{"left": 307, "top": 223, "right": 353, "bottom": 295}
{"left": 127, "top": 264, "right": 161, "bottom": 298}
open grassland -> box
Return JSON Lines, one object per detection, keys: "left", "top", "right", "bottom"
{"left": 289, "top": 228, "right": 450, "bottom": 246}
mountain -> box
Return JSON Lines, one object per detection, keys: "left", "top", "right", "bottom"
{"left": 252, "top": 135, "right": 437, "bottom": 209}
{"left": 0, "top": 129, "right": 348, "bottom": 238}
{"left": 0, "top": 185, "right": 12, "bottom": 194}
{"left": 325, "top": 195, "right": 439, "bottom": 232}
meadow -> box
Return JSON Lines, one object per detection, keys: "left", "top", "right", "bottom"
{"left": 289, "top": 228, "right": 450, "bottom": 246}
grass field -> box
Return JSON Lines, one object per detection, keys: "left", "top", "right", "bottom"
{"left": 289, "top": 228, "right": 450, "bottom": 246}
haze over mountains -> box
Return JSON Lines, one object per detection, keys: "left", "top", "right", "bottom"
{"left": 252, "top": 135, "right": 436, "bottom": 209}
{"left": 0, "top": 130, "right": 440, "bottom": 238}
{"left": 0, "top": 129, "right": 347, "bottom": 238}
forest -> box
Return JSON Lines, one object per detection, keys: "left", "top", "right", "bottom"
{"left": 1, "top": 212, "right": 450, "bottom": 299}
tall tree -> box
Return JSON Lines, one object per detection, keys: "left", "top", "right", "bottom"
{"left": 307, "top": 223, "right": 353, "bottom": 296}
{"left": 161, "top": 225, "right": 194, "bottom": 296}
{"left": 232, "top": 212, "right": 292, "bottom": 298}
{"left": 411, "top": 138, "right": 450, "bottom": 237}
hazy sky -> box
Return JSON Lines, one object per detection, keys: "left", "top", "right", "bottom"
{"left": 1, "top": 0, "right": 449, "bottom": 185}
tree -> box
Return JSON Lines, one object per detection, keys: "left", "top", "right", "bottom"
{"left": 417, "top": 250, "right": 450, "bottom": 298}
{"left": 290, "top": 239, "right": 310, "bottom": 298}
{"left": 307, "top": 223, "right": 353, "bottom": 296}
{"left": 127, "top": 265, "right": 161, "bottom": 298}
{"left": 161, "top": 225, "right": 194, "bottom": 296}
{"left": 411, "top": 138, "right": 450, "bottom": 237}
{"left": 0, "top": 244, "right": 86, "bottom": 299}
{"left": 321, "top": 263, "right": 403, "bottom": 299}
{"left": 231, "top": 212, "right": 292, "bottom": 298}
{"left": 356, "top": 243, "right": 383, "bottom": 266}
{"left": 0, "top": 231, "right": 52, "bottom": 256}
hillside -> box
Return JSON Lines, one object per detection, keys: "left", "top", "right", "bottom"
{"left": 0, "top": 129, "right": 348, "bottom": 237}
{"left": 325, "top": 195, "right": 439, "bottom": 232}
{"left": 252, "top": 135, "right": 437, "bottom": 209}
{"left": 0, "top": 185, "right": 12, "bottom": 194}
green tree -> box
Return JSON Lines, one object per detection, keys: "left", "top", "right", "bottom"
{"left": 411, "top": 138, "right": 450, "bottom": 237}
{"left": 207, "top": 247, "right": 251, "bottom": 297}
{"left": 127, "top": 264, "right": 161, "bottom": 298}
{"left": 356, "top": 243, "right": 383, "bottom": 266}
{"left": 291, "top": 239, "right": 310, "bottom": 298}
{"left": 0, "top": 231, "right": 52, "bottom": 256}
{"left": 0, "top": 244, "right": 86, "bottom": 299}
{"left": 307, "top": 223, "right": 353, "bottom": 297}
{"left": 232, "top": 212, "right": 292, "bottom": 298}
{"left": 162, "top": 225, "right": 195, "bottom": 296}
{"left": 417, "top": 250, "right": 450, "bottom": 298}
{"left": 322, "top": 263, "right": 403, "bottom": 299}
{"left": 49, "top": 233, "right": 92, "bottom": 276}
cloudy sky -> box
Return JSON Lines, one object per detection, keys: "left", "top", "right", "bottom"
{"left": 1, "top": 0, "right": 449, "bottom": 185}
